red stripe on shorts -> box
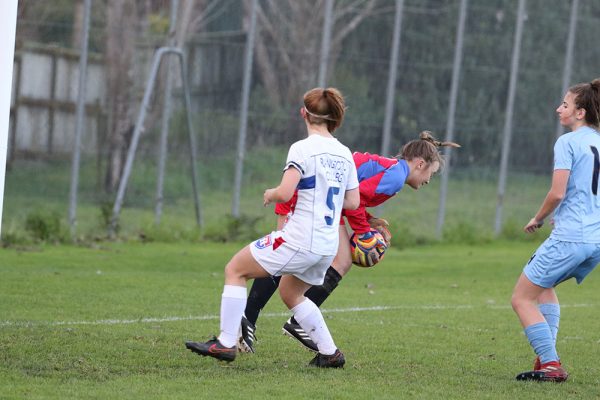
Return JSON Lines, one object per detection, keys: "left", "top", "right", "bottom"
{"left": 273, "top": 237, "right": 286, "bottom": 251}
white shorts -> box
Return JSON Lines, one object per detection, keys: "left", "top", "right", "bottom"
{"left": 249, "top": 231, "right": 335, "bottom": 285}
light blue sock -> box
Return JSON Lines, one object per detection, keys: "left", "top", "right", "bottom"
{"left": 524, "top": 322, "right": 559, "bottom": 365}
{"left": 538, "top": 303, "right": 560, "bottom": 345}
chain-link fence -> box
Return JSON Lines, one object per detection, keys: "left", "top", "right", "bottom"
{"left": 4, "top": 0, "right": 600, "bottom": 244}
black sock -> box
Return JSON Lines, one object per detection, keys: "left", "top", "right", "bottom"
{"left": 290, "top": 266, "right": 342, "bottom": 325}
{"left": 244, "top": 276, "right": 281, "bottom": 325}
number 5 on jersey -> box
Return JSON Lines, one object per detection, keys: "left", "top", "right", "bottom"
{"left": 325, "top": 186, "right": 340, "bottom": 225}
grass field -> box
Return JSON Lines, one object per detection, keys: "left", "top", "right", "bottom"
{"left": 2, "top": 241, "right": 600, "bottom": 399}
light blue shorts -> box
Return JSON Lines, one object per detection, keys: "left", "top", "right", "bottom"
{"left": 524, "top": 238, "right": 600, "bottom": 288}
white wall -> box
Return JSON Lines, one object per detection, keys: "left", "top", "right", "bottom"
{"left": 11, "top": 46, "right": 105, "bottom": 155}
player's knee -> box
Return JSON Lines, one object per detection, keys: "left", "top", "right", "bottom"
{"left": 279, "top": 291, "right": 302, "bottom": 309}
{"left": 224, "top": 261, "right": 244, "bottom": 281}
{"left": 510, "top": 293, "right": 525, "bottom": 312}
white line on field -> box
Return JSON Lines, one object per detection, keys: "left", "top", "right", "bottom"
{"left": 0, "top": 303, "right": 597, "bottom": 328}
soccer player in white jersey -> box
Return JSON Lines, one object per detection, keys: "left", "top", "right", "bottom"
{"left": 185, "top": 87, "right": 360, "bottom": 368}
{"left": 511, "top": 78, "right": 600, "bottom": 382}
{"left": 238, "top": 131, "right": 460, "bottom": 354}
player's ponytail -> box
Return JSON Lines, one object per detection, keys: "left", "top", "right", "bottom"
{"left": 397, "top": 131, "right": 461, "bottom": 168}
{"left": 303, "top": 87, "right": 346, "bottom": 132}
{"left": 419, "top": 130, "right": 461, "bottom": 149}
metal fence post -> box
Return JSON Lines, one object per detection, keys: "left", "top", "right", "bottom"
{"left": 380, "top": 0, "right": 404, "bottom": 157}
{"left": 436, "top": 0, "right": 468, "bottom": 238}
{"left": 155, "top": 0, "right": 179, "bottom": 225}
{"left": 495, "top": 0, "right": 526, "bottom": 236}
{"left": 232, "top": 0, "right": 258, "bottom": 218}
{"left": 318, "top": 0, "right": 334, "bottom": 88}
{"left": 555, "top": 0, "right": 579, "bottom": 140}
{"left": 68, "top": 0, "right": 92, "bottom": 236}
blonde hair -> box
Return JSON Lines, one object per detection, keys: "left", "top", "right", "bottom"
{"left": 397, "top": 131, "right": 461, "bottom": 168}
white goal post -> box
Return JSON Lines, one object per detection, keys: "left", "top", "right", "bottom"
{"left": 0, "top": 1, "right": 18, "bottom": 237}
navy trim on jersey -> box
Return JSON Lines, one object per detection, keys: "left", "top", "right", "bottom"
{"left": 297, "top": 175, "right": 316, "bottom": 190}
{"left": 286, "top": 161, "right": 305, "bottom": 175}
{"left": 591, "top": 145, "right": 599, "bottom": 196}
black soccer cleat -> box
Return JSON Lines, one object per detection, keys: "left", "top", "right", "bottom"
{"left": 237, "top": 315, "right": 256, "bottom": 353}
{"left": 309, "top": 349, "right": 345, "bottom": 368}
{"left": 282, "top": 318, "right": 318, "bottom": 352}
{"left": 516, "top": 361, "right": 568, "bottom": 382}
{"left": 185, "top": 337, "right": 236, "bottom": 362}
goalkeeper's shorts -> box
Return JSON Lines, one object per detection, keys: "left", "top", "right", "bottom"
{"left": 249, "top": 231, "right": 334, "bottom": 286}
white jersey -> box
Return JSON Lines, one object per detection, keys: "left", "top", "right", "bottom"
{"left": 281, "top": 134, "right": 358, "bottom": 255}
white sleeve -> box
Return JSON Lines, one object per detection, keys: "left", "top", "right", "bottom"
{"left": 346, "top": 148, "right": 359, "bottom": 190}
{"left": 347, "top": 159, "right": 359, "bottom": 190}
{"left": 284, "top": 142, "right": 306, "bottom": 175}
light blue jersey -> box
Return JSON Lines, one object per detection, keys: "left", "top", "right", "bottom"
{"left": 524, "top": 126, "right": 600, "bottom": 288}
{"left": 551, "top": 126, "right": 600, "bottom": 243}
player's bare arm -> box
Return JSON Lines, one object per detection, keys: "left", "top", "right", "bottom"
{"left": 524, "top": 169, "right": 569, "bottom": 233}
{"left": 343, "top": 187, "right": 360, "bottom": 210}
{"left": 264, "top": 168, "right": 301, "bottom": 206}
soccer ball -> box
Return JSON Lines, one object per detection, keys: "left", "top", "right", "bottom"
{"left": 350, "top": 230, "right": 387, "bottom": 268}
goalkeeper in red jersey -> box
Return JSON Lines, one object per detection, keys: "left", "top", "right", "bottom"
{"left": 238, "top": 131, "right": 460, "bottom": 353}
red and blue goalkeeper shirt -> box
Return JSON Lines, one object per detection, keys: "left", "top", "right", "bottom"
{"left": 275, "top": 152, "right": 409, "bottom": 234}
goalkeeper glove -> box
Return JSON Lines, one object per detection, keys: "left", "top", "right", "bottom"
{"left": 368, "top": 217, "right": 392, "bottom": 246}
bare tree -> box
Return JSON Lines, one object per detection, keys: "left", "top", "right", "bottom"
{"left": 182, "top": 0, "right": 231, "bottom": 43}
{"left": 72, "top": 0, "right": 85, "bottom": 49}
{"left": 104, "top": 0, "right": 137, "bottom": 193}
{"left": 249, "top": 0, "right": 376, "bottom": 107}
{"left": 239, "top": 0, "right": 377, "bottom": 143}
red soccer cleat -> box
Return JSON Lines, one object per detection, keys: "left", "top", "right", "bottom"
{"left": 516, "top": 361, "right": 568, "bottom": 382}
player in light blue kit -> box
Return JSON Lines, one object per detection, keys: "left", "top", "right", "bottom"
{"left": 511, "top": 78, "right": 600, "bottom": 382}
{"left": 184, "top": 87, "right": 359, "bottom": 368}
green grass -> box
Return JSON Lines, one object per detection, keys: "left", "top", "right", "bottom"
{"left": 2, "top": 241, "right": 600, "bottom": 399}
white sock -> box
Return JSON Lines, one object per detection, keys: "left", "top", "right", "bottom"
{"left": 291, "top": 299, "right": 336, "bottom": 355}
{"left": 217, "top": 285, "right": 247, "bottom": 348}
